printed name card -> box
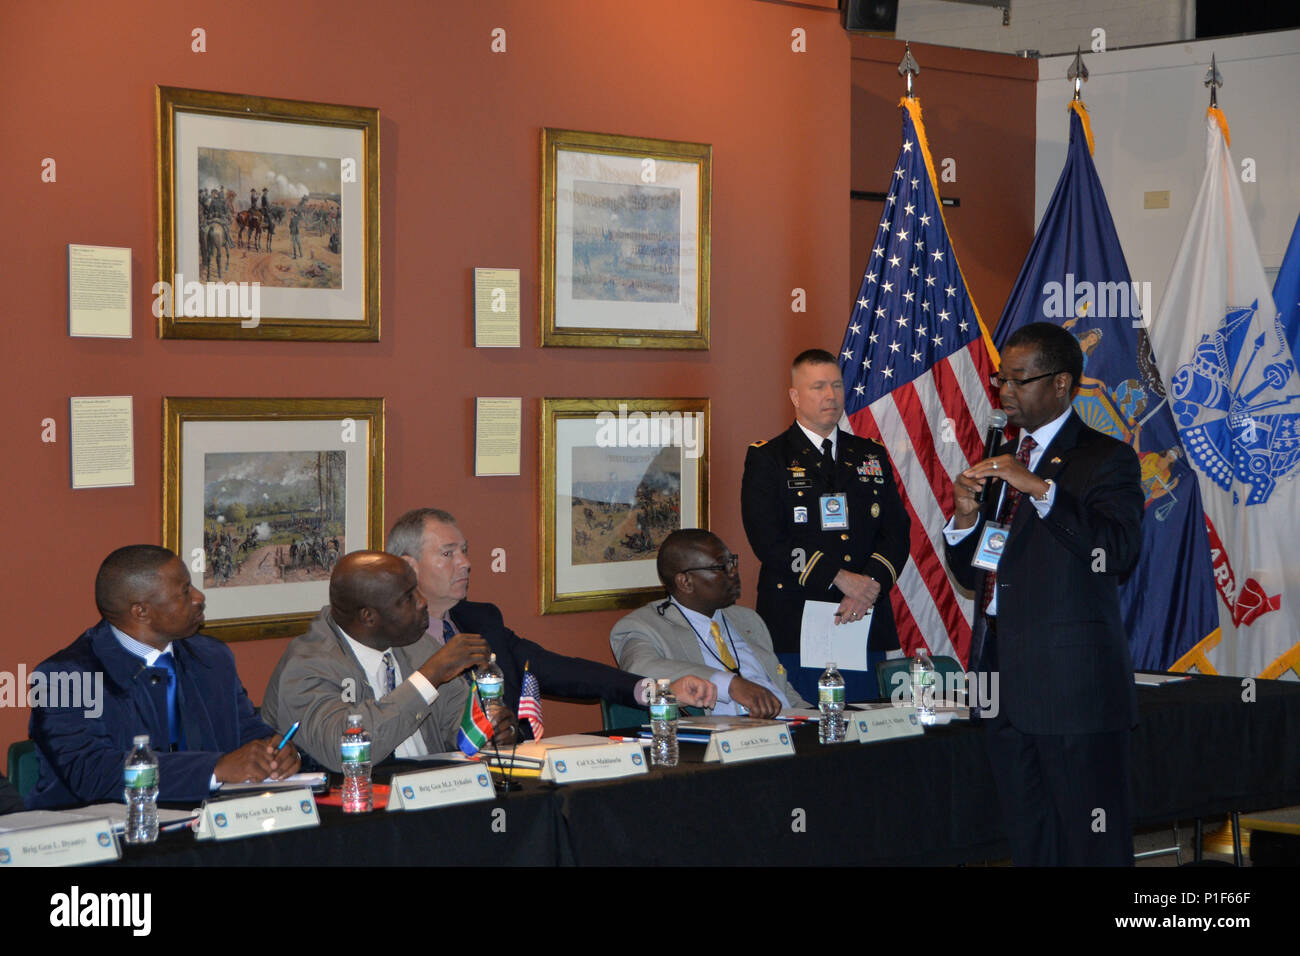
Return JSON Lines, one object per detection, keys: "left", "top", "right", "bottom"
{"left": 0, "top": 818, "right": 120, "bottom": 867}
{"left": 195, "top": 788, "right": 318, "bottom": 841}
{"left": 540, "top": 742, "right": 647, "bottom": 784}
{"left": 849, "top": 705, "right": 926, "bottom": 743}
{"left": 388, "top": 765, "right": 497, "bottom": 811}
{"left": 702, "top": 725, "right": 796, "bottom": 764}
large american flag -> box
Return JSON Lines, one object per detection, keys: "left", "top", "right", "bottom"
{"left": 839, "top": 97, "right": 1000, "bottom": 668}
{"left": 517, "top": 664, "right": 544, "bottom": 740}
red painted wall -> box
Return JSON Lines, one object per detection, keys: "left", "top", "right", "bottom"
{"left": 0, "top": 1, "right": 1035, "bottom": 757}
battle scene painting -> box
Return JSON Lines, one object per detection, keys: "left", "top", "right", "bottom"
{"left": 571, "top": 181, "right": 680, "bottom": 303}
{"left": 569, "top": 446, "right": 680, "bottom": 565}
{"left": 203, "top": 451, "right": 345, "bottom": 587}
{"left": 196, "top": 148, "right": 341, "bottom": 287}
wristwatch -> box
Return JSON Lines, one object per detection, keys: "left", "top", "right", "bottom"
{"left": 1033, "top": 478, "right": 1054, "bottom": 503}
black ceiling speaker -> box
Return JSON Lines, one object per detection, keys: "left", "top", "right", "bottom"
{"left": 843, "top": 0, "right": 899, "bottom": 34}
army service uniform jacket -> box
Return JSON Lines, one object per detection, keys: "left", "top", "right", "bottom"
{"left": 741, "top": 423, "right": 910, "bottom": 655}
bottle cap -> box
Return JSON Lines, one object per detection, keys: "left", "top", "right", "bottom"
{"left": 656, "top": 678, "right": 670, "bottom": 688}
{"left": 826, "top": 662, "right": 836, "bottom": 669}
{"left": 133, "top": 734, "right": 150, "bottom": 748}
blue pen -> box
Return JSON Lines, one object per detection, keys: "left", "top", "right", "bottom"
{"left": 276, "top": 720, "right": 301, "bottom": 752}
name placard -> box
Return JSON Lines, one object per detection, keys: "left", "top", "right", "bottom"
{"left": 195, "top": 788, "right": 319, "bottom": 841}
{"left": 388, "top": 765, "right": 497, "bottom": 811}
{"left": 540, "top": 742, "right": 647, "bottom": 784}
{"left": 0, "top": 818, "right": 120, "bottom": 867}
{"left": 849, "top": 705, "right": 925, "bottom": 743}
{"left": 702, "top": 725, "right": 796, "bottom": 763}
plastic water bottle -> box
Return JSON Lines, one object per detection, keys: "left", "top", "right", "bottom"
{"left": 910, "top": 648, "right": 937, "bottom": 724}
{"left": 649, "top": 679, "right": 679, "bottom": 767}
{"left": 123, "top": 734, "right": 159, "bottom": 844}
{"left": 818, "top": 663, "right": 846, "bottom": 743}
{"left": 474, "top": 653, "right": 505, "bottom": 708}
{"left": 340, "top": 714, "right": 372, "bottom": 813}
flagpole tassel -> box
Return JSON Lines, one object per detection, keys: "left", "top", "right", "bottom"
{"left": 1067, "top": 100, "right": 1096, "bottom": 157}
{"left": 1207, "top": 106, "right": 1231, "bottom": 147}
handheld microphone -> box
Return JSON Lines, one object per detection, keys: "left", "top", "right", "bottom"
{"left": 975, "top": 409, "right": 1008, "bottom": 505}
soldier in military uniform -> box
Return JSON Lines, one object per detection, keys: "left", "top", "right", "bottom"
{"left": 741, "top": 348, "right": 911, "bottom": 702}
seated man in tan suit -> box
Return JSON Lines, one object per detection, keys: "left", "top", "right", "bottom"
{"left": 610, "top": 529, "right": 807, "bottom": 718}
{"left": 263, "top": 551, "right": 513, "bottom": 770}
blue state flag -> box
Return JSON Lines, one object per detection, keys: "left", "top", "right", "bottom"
{"left": 994, "top": 103, "right": 1218, "bottom": 670}
{"left": 1275, "top": 211, "right": 1300, "bottom": 361}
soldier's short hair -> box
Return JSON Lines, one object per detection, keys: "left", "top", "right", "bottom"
{"left": 792, "top": 348, "right": 837, "bottom": 372}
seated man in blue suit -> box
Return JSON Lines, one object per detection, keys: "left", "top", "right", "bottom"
{"left": 384, "top": 509, "right": 716, "bottom": 737}
{"left": 26, "top": 545, "right": 299, "bottom": 808}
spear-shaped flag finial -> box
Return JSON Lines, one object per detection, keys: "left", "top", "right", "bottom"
{"left": 898, "top": 41, "right": 920, "bottom": 97}
{"left": 1205, "top": 53, "right": 1223, "bottom": 109}
{"left": 1067, "top": 47, "right": 1088, "bottom": 101}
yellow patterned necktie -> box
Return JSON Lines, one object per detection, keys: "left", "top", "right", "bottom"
{"left": 710, "top": 621, "right": 738, "bottom": 671}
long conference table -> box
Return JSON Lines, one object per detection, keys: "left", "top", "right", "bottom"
{"left": 112, "top": 674, "right": 1300, "bottom": 867}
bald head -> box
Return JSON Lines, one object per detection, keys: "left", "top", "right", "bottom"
{"left": 330, "top": 552, "right": 411, "bottom": 625}
{"left": 657, "top": 530, "right": 715, "bottom": 589}
{"left": 656, "top": 529, "right": 742, "bottom": 615}
{"left": 326, "top": 551, "right": 429, "bottom": 652}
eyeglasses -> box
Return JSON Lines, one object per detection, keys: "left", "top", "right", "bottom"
{"left": 990, "top": 370, "right": 1065, "bottom": 389}
{"left": 682, "top": 555, "right": 740, "bottom": 575}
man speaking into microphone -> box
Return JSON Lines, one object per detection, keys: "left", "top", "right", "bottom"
{"left": 943, "top": 323, "right": 1143, "bottom": 866}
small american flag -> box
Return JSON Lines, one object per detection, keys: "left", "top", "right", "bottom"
{"left": 517, "top": 662, "right": 544, "bottom": 740}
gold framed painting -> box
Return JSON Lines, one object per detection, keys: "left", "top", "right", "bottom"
{"left": 540, "top": 397, "right": 709, "bottom": 614}
{"left": 156, "top": 86, "right": 380, "bottom": 341}
{"left": 540, "top": 128, "right": 711, "bottom": 350}
{"left": 163, "top": 397, "right": 385, "bottom": 642}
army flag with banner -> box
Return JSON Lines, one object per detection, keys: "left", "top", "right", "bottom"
{"left": 1149, "top": 106, "right": 1300, "bottom": 679}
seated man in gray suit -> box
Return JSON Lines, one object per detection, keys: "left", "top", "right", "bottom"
{"left": 611, "top": 529, "right": 808, "bottom": 718}
{"left": 263, "top": 551, "right": 514, "bottom": 770}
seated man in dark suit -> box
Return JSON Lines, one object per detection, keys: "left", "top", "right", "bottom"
{"left": 384, "top": 509, "right": 715, "bottom": 737}
{"left": 610, "top": 529, "right": 807, "bottom": 718}
{"left": 263, "top": 551, "right": 513, "bottom": 769}
{"left": 27, "top": 545, "right": 299, "bottom": 809}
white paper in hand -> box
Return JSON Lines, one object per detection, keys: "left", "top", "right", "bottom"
{"left": 799, "top": 599, "right": 871, "bottom": 670}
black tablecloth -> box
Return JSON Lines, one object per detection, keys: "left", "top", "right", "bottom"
{"left": 106, "top": 674, "right": 1300, "bottom": 866}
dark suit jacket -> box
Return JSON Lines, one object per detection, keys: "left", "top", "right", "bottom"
{"left": 449, "top": 601, "right": 642, "bottom": 732}
{"left": 0, "top": 774, "right": 23, "bottom": 814}
{"left": 945, "top": 413, "right": 1142, "bottom": 736}
{"left": 27, "top": 620, "right": 275, "bottom": 808}
{"left": 742, "top": 423, "right": 911, "bottom": 654}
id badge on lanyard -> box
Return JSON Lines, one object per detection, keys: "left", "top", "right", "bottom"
{"left": 819, "top": 493, "right": 848, "bottom": 531}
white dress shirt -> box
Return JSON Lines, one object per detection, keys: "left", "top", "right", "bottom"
{"left": 670, "top": 598, "right": 789, "bottom": 716}
{"left": 943, "top": 406, "right": 1072, "bottom": 616}
{"left": 338, "top": 627, "right": 438, "bottom": 758}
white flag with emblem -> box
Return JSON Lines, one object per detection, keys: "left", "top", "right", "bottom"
{"left": 1149, "top": 108, "right": 1300, "bottom": 679}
